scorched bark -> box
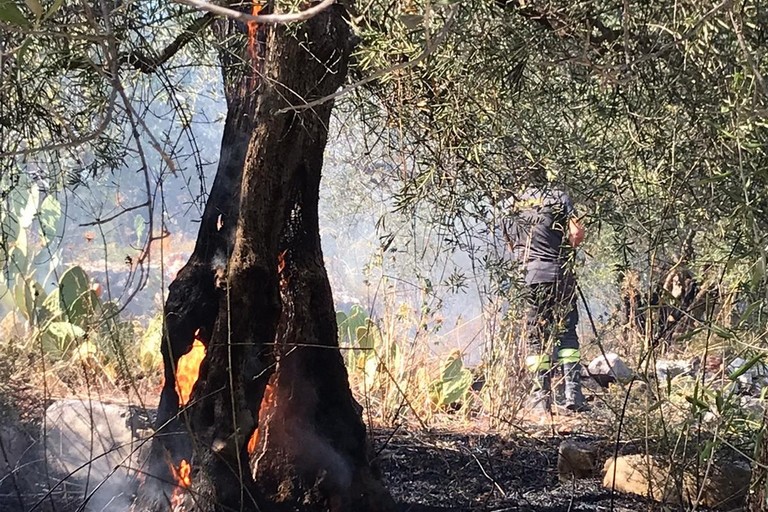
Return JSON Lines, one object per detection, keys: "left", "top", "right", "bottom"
{"left": 138, "top": 4, "right": 395, "bottom": 512}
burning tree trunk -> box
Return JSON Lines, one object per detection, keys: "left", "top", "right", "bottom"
{"left": 138, "top": 4, "right": 395, "bottom": 511}
{"left": 154, "top": 11, "right": 265, "bottom": 428}
{"left": 145, "top": 18, "right": 261, "bottom": 495}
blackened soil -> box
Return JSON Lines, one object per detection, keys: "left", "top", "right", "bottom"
{"left": 373, "top": 429, "right": 673, "bottom": 512}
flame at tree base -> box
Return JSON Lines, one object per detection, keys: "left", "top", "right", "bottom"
{"left": 170, "top": 459, "right": 191, "bottom": 510}
{"left": 167, "top": 333, "right": 204, "bottom": 510}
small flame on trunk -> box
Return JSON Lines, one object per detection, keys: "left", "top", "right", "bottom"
{"left": 247, "top": 1, "right": 263, "bottom": 55}
{"left": 247, "top": 383, "right": 275, "bottom": 455}
{"left": 170, "top": 459, "right": 192, "bottom": 510}
{"left": 176, "top": 333, "right": 206, "bottom": 407}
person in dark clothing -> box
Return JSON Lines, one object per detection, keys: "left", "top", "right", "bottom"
{"left": 504, "top": 177, "right": 586, "bottom": 417}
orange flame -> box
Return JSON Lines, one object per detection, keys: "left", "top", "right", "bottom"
{"left": 246, "top": 426, "right": 259, "bottom": 456}
{"left": 176, "top": 335, "right": 206, "bottom": 406}
{"left": 247, "top": 383, "right": 275, "bottom": 456}
{"left": 170, "top": 459, "right": 192, "bottom": 509}
{"left": 247, "top": 1, "right": 263, "bottom": 56}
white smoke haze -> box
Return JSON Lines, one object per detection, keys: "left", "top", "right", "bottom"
{"left": 0, "top": 399, "right": 157, "bottom": 512}
{"left": 3, "top": 64, "right": 492, "bottom": 364}
{"left": 0, "top": 62, "right": 495, "bottom": 512}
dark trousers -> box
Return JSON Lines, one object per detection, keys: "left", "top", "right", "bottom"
{"left": 524, "top": 276, "right": 580, "bottom": 372}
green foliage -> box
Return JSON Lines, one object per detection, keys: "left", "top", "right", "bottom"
{"left": 139, "top": 313, "right": 164, "bottom": 373}
{"left": 337, "top": 304, "right": 374, "bottom": 370}
{"left": 356, "top": 322, "right": 379, "bottom": 351}
{"left": 337, "top": 304, "right": 369, "bottom": 346}
{"left": 38, "top": 195, "right": 61, "bottom": 244}
{"left": 0, "top": 0, "right": 29, "bottom": 27}
{"left": 428, "top": 351, "right": 473, "bottom": 409}
{"left": 41, "top": 321, "right": 86, "bottom": 359}
{"left": 1, "top": 180, "right": 64, "bottom": 327}
{"left": 32, "top": 266, "right": 103, "bottom": 358}
{"left": 351, "top": 0, "right": 768, "bottom": 307}
{"left": 57, "top": 266, "right": 101, "bottom": 328}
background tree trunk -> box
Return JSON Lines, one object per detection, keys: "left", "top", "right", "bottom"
{"left": 140, "top": 4, "right": 395, "bottom": 512}
{"left": 748, "top": 410, "right": 768, "bottom": 511}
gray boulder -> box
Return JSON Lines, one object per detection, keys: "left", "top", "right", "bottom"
{"left": 655, "top": 359, "right": 697, "bottom": 385}
{"left": 727, "top": 356, "right": 768, "bottom": 395}
{"left": 587, "top": 353, "right": 633, "bottom": 386}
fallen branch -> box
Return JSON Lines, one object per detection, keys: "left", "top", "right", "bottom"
{"left": 173, "top": 0, "right": 336, "bottom": 25}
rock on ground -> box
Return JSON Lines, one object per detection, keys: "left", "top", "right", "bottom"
{"left": 727, "top": 356, "right": 768, "bottom": 395}
{"left": 655, "top": 359, "right": 697, "bottom": 384}
{"left": 0, "top": 422, "right": 35, "bottom": 488}
{"left": 557, "top": 440, "right": 598, "bottom": 481}
{"left": 603, "top": 454, "right": 677, "bottom": 504}
{"left": 587, "top": 353, "right": 633, "bottom": 385}
{"left": 684, "top": 460, "right": 751, "bottom": 510}
{"left": 603, "top": 454, "right": 750, "bottom": 509}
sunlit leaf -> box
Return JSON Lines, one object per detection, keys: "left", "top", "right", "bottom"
{"left": 23, "top": 0, "right": 41, "bottom": 18}
{"left": 0, "top": 0, "right": 29, "bottom": 26}
{"left": 39, "top": 194, "right": 61, "bottom": 242}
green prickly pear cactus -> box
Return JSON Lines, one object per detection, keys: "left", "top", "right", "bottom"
{"left": 356, "top": 321, "right": 383, "bottom": 388}
{"left": 337, "top": 304, "right": 369, "bottom": 346}
{"left": 335, "top": 304, "right": 395, "bottom": 388}
{"left": 41, "top": 321, "right": 86, "bottom": 359}
{"left": 337, "top": 304, "right": 371, "bottom": 368}
{"left": 58, "top": 266, "right": 101, "bottom": 328}
{"left": 0, "top": 179, "right": 105, "bottom": 362}
{"left": 35, "top": 266, "right": 105, "bottom": 358}
{"left": 429, "top": 350, "right": 474, "bottom": 409}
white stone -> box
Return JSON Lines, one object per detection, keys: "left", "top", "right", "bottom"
{"left": 655, "top": 359, "right": 695, "bottom": 384}
{"left": 587, "top": 352, "right": 633, "bottom": 383}
{"left": 726, "top": 357, "right": 768, "bottom": 395}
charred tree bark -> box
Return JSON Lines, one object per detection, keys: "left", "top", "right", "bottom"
{"left": 140, "top": 4, "right": 394, "bottom": 512}
{"left": 140, "top": 17, "right": 265, "bottom": 506}
{"left": 156, "top": 16, "right": 264, "bottom": 427}
{"left": 249, "top": 147, "right": 394, "bottom": 511}
{"left": 155, "top": 99, "right": 251, "bottom": 427}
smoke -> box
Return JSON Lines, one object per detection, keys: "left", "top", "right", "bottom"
{"left": 30, "top": 399, "right": 155, "bottom": 512}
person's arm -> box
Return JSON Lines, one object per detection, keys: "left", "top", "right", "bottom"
{"left": 558, "top": 188, "right": 585, "bottom": 248}
{"left": 569, "top": 216, "right": 585, "bottom": 248}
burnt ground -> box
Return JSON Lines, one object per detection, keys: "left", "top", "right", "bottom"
{"left": 0, "top": 381, "right": 722, "bottom": 512}
{"left": 0, "top": 421, "right": 713, "bottom": 512}
{"left": 374, "top": 427, "right": 683, "bottom": 512}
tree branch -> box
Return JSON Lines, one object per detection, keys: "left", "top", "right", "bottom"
{"left": 124, "top": 13, "right": 215, "bottom": 73}
{"left": 497, "top": 0, "right": 622, "bottom": 49}
{"left": 276, "top": 4, "right": 459, "bottom": 113}
{"left": 78, "top": 202, "right": 149, "bottom": 227}
{"left": 173, "top": 0, "right": 336, "bottom": 25}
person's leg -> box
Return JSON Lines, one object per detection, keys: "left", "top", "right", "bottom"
{"left": 524, "top": 283, "right": 556, "bottom": 416}
{"left": 555, "top": 277, "right": 587, "bottom": 411}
